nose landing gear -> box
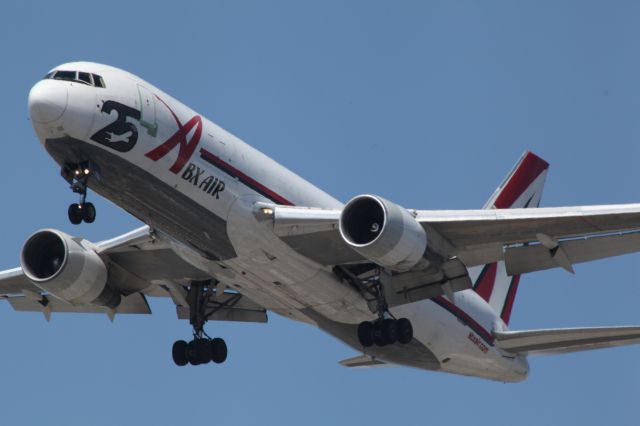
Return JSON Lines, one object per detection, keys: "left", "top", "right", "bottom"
{"left": 62, "top": 162, "right": 96, "bottom": 225}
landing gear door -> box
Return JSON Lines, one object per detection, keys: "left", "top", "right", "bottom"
{"left": 136, "top": 84, "right": 158, "bottom": 138}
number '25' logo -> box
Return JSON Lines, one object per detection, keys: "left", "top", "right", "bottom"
{"left": 90, "top": 101, "right": 141, "bottom": 152}
{"left": 90, "top": 98, "right": 203, "bottom": 175}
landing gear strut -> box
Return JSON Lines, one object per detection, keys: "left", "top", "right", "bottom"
{"left": 335, "top": 265, "right": 414, "bottom": 348}
{"left": 172, "top": 280, "right": 228, "bottom": 366}
{"left": 62, "top": 162, "right": 96, "bottom": 225}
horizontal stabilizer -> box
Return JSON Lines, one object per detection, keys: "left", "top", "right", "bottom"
{"left": 339, "top": 354, "right": 388, "bottom": 368}
{"left": 494, "top": 326, "right": 640, "bottom": 354}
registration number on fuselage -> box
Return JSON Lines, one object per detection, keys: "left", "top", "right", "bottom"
{"left": 468, "top": 332, "right": 489, "bottom": 354}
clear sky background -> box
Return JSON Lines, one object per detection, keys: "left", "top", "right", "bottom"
{"left": 1, "top": 1, "right": 639, "bottom": 425}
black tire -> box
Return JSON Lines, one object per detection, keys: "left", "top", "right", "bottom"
{"left": 194, "top": 338, "right": 211, "bottom": 364}
{"left": 397, "top": 318, "right": 413, "bottom": 344}
{"left": 373, "top": 321, "right": 387, "bottom": 347}
{"left": 210, "top": 338, "right": 228, "bottom": 364}
{"left": 186, "top": 340, "right": 201, "bottom": 365}
{"left": 68, "top": 203, "right": 82, "bottom": 225}
{"left": 172, "top": 340, "right": 188, "bottom": 366}
{"left": 381, "top": 318, "right": 398, "bottom": 345}
{"left": 357, "top": 321, "right": 374, "bottom": 347}
{"left": 82, "top": 202, "right": 96, "bottom": 223}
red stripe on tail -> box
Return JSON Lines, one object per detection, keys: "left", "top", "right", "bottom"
{"left": 474, "top": 263, "right": 498, "bottom": 302}
{"left": 493, "top": 152, "right": 549, "bottom": 209}
{"left": 500, "top": 275, "right": 521, "bottom": 324}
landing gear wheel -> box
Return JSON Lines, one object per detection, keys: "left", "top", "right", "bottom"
{"left": 68, "top": 203, "right": 82, "bottom": 225}
{"left": 397, "top": 318, "right": 413, "bottom": 344}
{"left": 357, "top": 321, "right": 374, "bottom": 347}
{"left": 64, "top": 162, "right": 97, "bottom": 224}
{"left": 172, "top": 280, "right": 231, "bottom": 366}
{"left": 357, "top": 318, "right": 413, "bottom": 347}
{"left": 172, "top": 340, "right": 188, "bottom": 366}
{"left": 373, "top": 321, "right": 387, "bottom": 347}
{"left": 381, "top": 318, "right": 398, "bottom": 345}
{"left": 179, "top": 337, "right": 227, "bottom": 365}
{"left": 82, "top": 202, "right": 96, "bottom": 223}
{"left": 210, "top": 338, "right": 228, "bottom": 364}
{"left": 186, "top": 340, "right": 202, "bottom": 365}
{"left": 195, "top": 338, "right": 212, "bottom": 364}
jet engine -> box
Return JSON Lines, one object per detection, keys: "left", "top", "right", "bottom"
{"left": 339, "top": 195, "right": 427, "bottom": 272}
{"left": 20, "top": 229, "right": 121, "bottom": 308}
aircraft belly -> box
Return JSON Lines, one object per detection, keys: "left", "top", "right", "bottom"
{"left": 42, "top": 137, "right": 450, "bottom": 370}
{"left": 301, "top": 308, "right": 442, "bottom": 371}
{"left": 44, "top": 137, "right": 237, "bottom": 261}
{"left": 392, "top": 296, "right": 528, "bottom": 382}
{"left": 43, "top": 137, "right": 372, "bottom": 325}
{"left": 224, "top": 195, "right": 373, "bottom": 323}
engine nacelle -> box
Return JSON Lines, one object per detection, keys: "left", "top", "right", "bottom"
{"left": 20, "top": 229, "right": 120, "bottom": 308}
{"left": 339, "top": 195, "right": 427, "bottom": 272}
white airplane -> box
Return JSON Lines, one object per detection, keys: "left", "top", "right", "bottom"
{"left": 3, "top": 61, "right": 640, "bottom": 382}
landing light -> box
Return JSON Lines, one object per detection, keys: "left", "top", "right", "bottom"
{"left": 84, "top": 168, "right": 90, "bottom": 175}
{"left": 260, "top": 207, "right": 274, "bottom": 216}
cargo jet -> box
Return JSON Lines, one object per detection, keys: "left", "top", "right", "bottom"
{"left": 3, "top": 62, "right": 640, "bottom": 381}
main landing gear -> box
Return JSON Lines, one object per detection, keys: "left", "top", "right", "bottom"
{"left": 62, "top": 162, "right": 96, "bottom": 225}
{"left": 172, "top": 280, "right": 228, "bottom": 366}
{"left": 335, "top": 265, "right": 414, "bottom": 348}
{"left": 357, "top": 317, "right": 413, "bottom": 347}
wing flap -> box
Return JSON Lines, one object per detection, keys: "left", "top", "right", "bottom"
{"left": 494, "top": 326, "right": 640, "bottom": 354}
{"left": 7, "top": 292, "right": 151, "bottom": 316}
{"left": 381, "top": 258, "right": 472, "bottom": 308}
{"left": 504, "top": 231, "right": 640, "bottom": 275}
{"left": 418, "top": 203, "right": 640, "bottom": 249}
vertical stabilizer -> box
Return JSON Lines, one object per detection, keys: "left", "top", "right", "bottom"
{"left": 471, "top": 152, "right": 549, "bottom": 324}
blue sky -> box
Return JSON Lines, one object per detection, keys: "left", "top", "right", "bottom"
{"left": 1, "top": 1, "right": 640, "bottom": 424}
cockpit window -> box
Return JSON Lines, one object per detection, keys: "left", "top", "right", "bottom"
{"left": 93, "top": 74, "right": 105, "bottom": 88}
{"left": 44, "top": 70, "right": 106, "bottom": 88}
{"left": 53, "top": 70, "right": 77, "bottom": 82}
{"left": 78, "top": 72, "right": 92, "bottom": 85}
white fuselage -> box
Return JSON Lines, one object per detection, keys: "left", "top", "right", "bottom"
{"left": 28, "top": 62, "right": 529, "bottom": 382}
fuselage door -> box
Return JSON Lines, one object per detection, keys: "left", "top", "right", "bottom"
{"left": 136, "top": 84, "right": 158, "bottom": 137}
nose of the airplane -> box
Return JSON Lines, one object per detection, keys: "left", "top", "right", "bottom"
{"left": 28, "top": 80, "right": 68, "bottom": 123}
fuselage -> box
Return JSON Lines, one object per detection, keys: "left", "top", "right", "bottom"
{"left": 28, "top": 62, "right": 529, "bottom": 382}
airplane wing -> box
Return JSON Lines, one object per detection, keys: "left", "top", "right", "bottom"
{"left": 494, "top": 326, "right": 640, "bottom": 354}
{"left": 270, "top": 203, "right": 640, "bottom": 276}
{"left": 416, "top": 204, "right": 640, "bottom": 273}
{"left": 0, "top": 226, "right": 267, "bottom": 323}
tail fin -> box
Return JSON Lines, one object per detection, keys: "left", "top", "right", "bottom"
{"left": 471, "top": 152, "right": 549, "bottom": 325}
